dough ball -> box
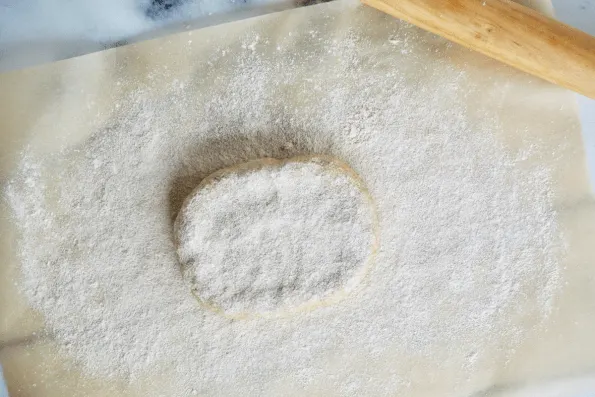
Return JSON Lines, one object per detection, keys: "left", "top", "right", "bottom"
{"left": 174, "top": 155, "right": 378, "bottom": 319}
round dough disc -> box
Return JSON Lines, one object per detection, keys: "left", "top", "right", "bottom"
{"left": 174, "top": 155, "right": 378, "bottom": 319}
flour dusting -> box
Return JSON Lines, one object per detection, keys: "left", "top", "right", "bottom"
{"left": 3, "top": 2, "right": 564, "bottom": 396}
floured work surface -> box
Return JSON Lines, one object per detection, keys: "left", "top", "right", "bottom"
{"left": 1, "top": 0, "right": 595, "bottom": 396}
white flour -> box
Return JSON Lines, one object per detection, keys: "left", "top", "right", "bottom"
{"left": 3, "top": 3, "right": 564, "bottom": 396}
{"left": 175, "top": 156, "right": 377, "bottom": 318}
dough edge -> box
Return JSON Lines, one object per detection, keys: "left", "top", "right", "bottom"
{"left": 173, "top": 154, "right": 380, "bottom": 320}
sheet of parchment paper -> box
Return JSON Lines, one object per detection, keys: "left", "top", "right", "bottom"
{"left": 1, "top": 0, "right": 595, "bottom": 396}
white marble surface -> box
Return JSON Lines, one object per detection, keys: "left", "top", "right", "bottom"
{"left": 552, "top": 0, "right": 595, "bottom": 36}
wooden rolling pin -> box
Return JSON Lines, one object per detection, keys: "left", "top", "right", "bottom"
{"left": 361, "top": 0, "right": 595, "bottom": 99}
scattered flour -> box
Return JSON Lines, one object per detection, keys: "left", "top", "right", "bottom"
{"left": 175, "top": 156, "right": 377, "bottom": 319}
{"left": 3, "top": 3, "right": 564, "bottom": 396}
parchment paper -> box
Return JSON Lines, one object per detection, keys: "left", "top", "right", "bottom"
{"left": 1, "top": 0, "right": 594, "bottom": 396}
